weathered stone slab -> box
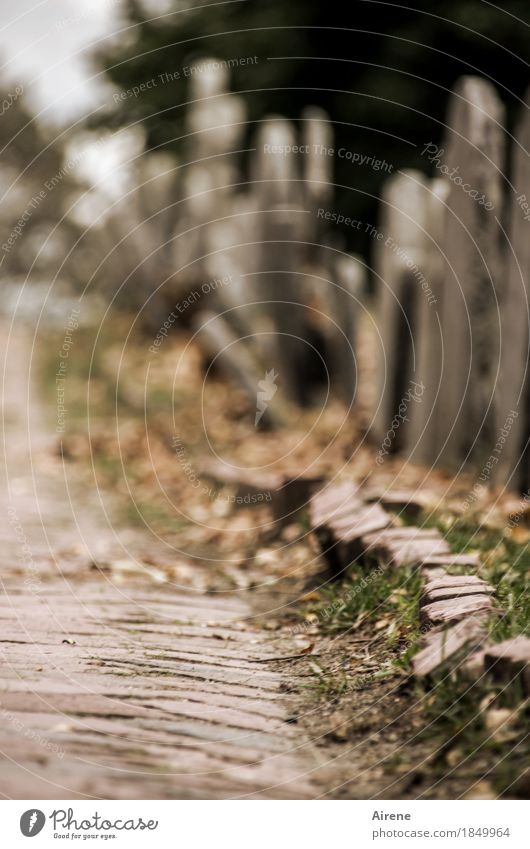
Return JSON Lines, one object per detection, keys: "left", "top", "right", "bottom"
{"left": 362, "top": 527, "right": 450, "bottom": 568}
{"left": 420, "top": 553, "right": 481, "bottom": 570}
{"left": 421, "top": 565, "right": 448, "bottom": 582}
{"left": 372, "top": 169, "right": 430, "bottom": 449}
{"left": 363, "top": 487, "right": 429, "bottom": 519}
{"left": 495, "top": 85, "right": 530, "bottom": 491}
{"left": 404, "top": 177, "right": 449, "bottom": 464}
{"left": 484, "top": 636, "right": 530, "bottom": 693}
{"left": 422, "top": 581, "right": 494, "bottom": 605}
{"left": 412, "top": 616, "right": 488, "bottom": 677}
{"left": 330, "top": 503, "right": 393, "bottom": 543}
{"left": 437, "top": 76, "right": 505, "bottom": 469}
{"left": 313, "top": 502, "right": 391, "bottom": 574}
{"left": 309, "top": 481, "right": 363, "bottom": 528}
{"left": 253, "top": 118, "right": 309, "bottom": 405}
{"left": 302, "top": 106, "right": 334, "bottom": 212}
{"left": 201, "top": 459, "right": 321, "bottom": 521}
{"left": 330, "top": 253, "right": 366, "bottom": 406}
{"left": 461, "top": 648, "right": 490, "bottom": 682}
{"left": 420, "top": 594, "right": 495, "bottom": 627}
{"left": 363, "top": 527, "right": 442, "bottom": 542}
{"left": 423, "top": 574, "right": 490, "bottom": 592}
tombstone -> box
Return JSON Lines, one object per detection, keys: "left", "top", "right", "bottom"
{"left": 302, "top": 107, "right": 333, "bottom": 206}
{"left": 252, "top": 117, "right": 303, "bottom": 208}
{"left": 494, "top": 86, "right": 530, "bottom": 491}
{"left": 301, "top": 106, "right": 334, "bottom": 264}
{"left": 252, "top": 118, "right": 309, "bottom": 405}
{"left": 134, "top": 154, "right": 180, "bottom": 317}
{"left": 202, "top": 249, "right": 257, "bottom": 340}
{"left": 136, "top": 152, "right": 178, "bottom": 226}
{"left": 329, "top": 253, "right": 366, "bottom": 406}
{"left": 300, "top": 111, "right": 344, "bottom": 396}
{"left": 187, "top": 57, "right": 247, "bottom": 163}
{"left": 229, "top": 192, "right": 260, "bottom": 281}
{"left": 404, "top": 178, "right": 449, "bottom": 464}
{"left": 98, "top": 193, "right": 162, "bottom": 313}
{"left": 206, "top": 192, "right": 274, "bottom": 356}
{"left": 436, "top": 76, "right": 505, "bottom": 470}
{"left": 372, "top": 169, "right": 430, "bottom": 448}
{"left": 175, "top": 164, "right": 216, "bottom": 288}
{"left": 177, "top": 58, "right": 248, "bottom": 292}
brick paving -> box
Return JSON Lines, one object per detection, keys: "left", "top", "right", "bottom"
{"left": 0, "top": 319, "right": 321, "bottom": 799}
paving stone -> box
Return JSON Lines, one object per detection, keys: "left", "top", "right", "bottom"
{"left": 422, "top": 584, "right": 494, "bottom": 605}
{"left": 421, "top": 575, "right": 494, "bottom": 605}
{"left": 327, "top": 504, "right": 392, "bottom": 567}
{"left": 362, "top": 527, "right": 450, "bottom": 569}
{"left": 363, "top": 487, "right": 429, "bottom": 519}
{"left": 309, "top": 480, "right": 363, "bottom": 528}
{"left": 412, "top": 616, "right": 488, "bottom": 677}
{"left": 421, "top": 566, "right": 448, "bottom": 582}
{"left": 202, "top": 458, "right": 321, "bottom": 523}
{"left": 420, "top": 553, "right": 481, "bottom": 570}
{"left": 302, "top": 106, "right": 334, "bottom": 212}
{"left": 420, "top": 594, "right": 496, "bottom": 627}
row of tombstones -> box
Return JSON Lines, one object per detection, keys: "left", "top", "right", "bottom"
{"left": 101, "top": 60, "right": 530, "bottom": 495}
{"left": 94, "top": 59, "right": 365, "bottom": 413}
{"left": 373, "top": 75, "right": 530, "bottom": 493}
{"left": 178, "top": 60, "right": 365, "bottom": 411}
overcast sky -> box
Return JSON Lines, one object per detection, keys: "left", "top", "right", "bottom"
{"left": 0, "top": 0, "right": 124, "bottom": 125}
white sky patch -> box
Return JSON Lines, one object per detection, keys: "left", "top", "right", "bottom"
{"left": 65, "top": 127, "right": 147, "bottom": 226}
{"left": 0, "top": 0, "right": 124, "bottom": 124}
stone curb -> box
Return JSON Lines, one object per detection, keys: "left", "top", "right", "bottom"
{"left": 308, "top": 482, "right": 530, "bottom": 691}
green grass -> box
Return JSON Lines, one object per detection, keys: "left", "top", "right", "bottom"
{"left": 298, "top": 560, "right": 423, "bottom": 660}
{"left": 303, "top": 509, "right": 530, "bottom": 795}
{"left": 415, "top": 667, "right": 530, "bottom": 795}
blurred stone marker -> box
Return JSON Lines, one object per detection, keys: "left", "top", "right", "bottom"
{"left": 437, "top": 76, "right": 505, "bottom": 470}
{"left": 330, "top": 253, "right": 365, "bottom": 406}
{"left": 372, "top": 169, "right": 430, "bottom": 449}
{"left": 495, "top": 85, "right": 530, "bottom": 491}
{"left": 404, "top": 178, "right": 449, "bottom": 464}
